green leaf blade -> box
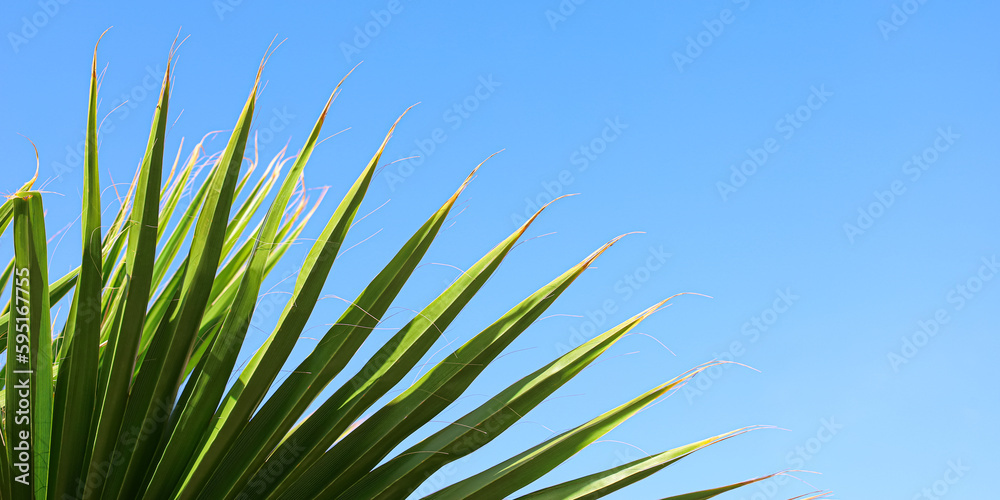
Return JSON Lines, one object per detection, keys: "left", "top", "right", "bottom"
{"left": 6, "top": 195, "right": 53, "bottom": 499}
{"left": 48, "top": 41, "right": 105, "bottom": 500}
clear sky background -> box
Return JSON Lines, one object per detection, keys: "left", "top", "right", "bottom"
{"left": 2, "top": 1, "right": 998, "bottom": 498}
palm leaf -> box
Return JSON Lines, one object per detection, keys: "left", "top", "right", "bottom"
{"left": 48, "top": 35, "right": 108, "bottom": 500}
{"left": 6, "top": 194, "right": 53, "bottom": 498}
{"left": 0, "top": 37, "right": 812, "bottom": 500}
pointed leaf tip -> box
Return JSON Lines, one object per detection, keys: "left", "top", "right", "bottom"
{"left": 15, "top": 134, "right": 39, "bottom": 193}
{"left": 516, "top": 192, "right": 578, "bottom": 233}
{"left": 446, "top": 150, "right": 502, "bottom": 205}
{"left": 579, "top": 231, "right": 640, "bottom": 268}
{"left": 318, "top": 62, "right": 362, "bottom": 120}
{"left": 382, "top": 103, "right": 418, "bottom": 147}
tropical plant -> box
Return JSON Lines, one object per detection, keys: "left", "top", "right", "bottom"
{"left": 0, "top": 36, "right": 830, "bottom": 500}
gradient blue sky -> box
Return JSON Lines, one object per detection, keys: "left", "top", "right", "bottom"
{"left": 2, "top": 1, "right": 998, "bottom": 498}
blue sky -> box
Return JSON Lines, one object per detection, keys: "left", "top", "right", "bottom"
{"left": 2, "top": 1, "right": 998, "bottom": 498}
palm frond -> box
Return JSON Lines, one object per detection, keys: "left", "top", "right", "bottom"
{"left": 0, "top": 37, "right": 825, "bottom": 500}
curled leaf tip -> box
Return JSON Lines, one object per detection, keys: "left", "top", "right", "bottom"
{"left": 452, "top": 149, "right": 503, "bottom": 200}
{"left": 254, "top": 34, "right": 285, "bottom": 90}
{"left": 168, "top": 26, "right": 187, "bottom": 62}
{"left": 605, "top": 230, "right": 643, "bottom": 248}
{"left": 316, "top": 62, "right": 361, "bottom": 124}
{"left": 15, "top": 133, "right": 40, "bottom": 193}
{"left": 95, "top": 27, "right": 112, "bottom": 51}
{"left": 377, "top": 104, "right": 418, "bottom": 152}
{"left": 515, "top": 192, "right": 576, "bottom": 234}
